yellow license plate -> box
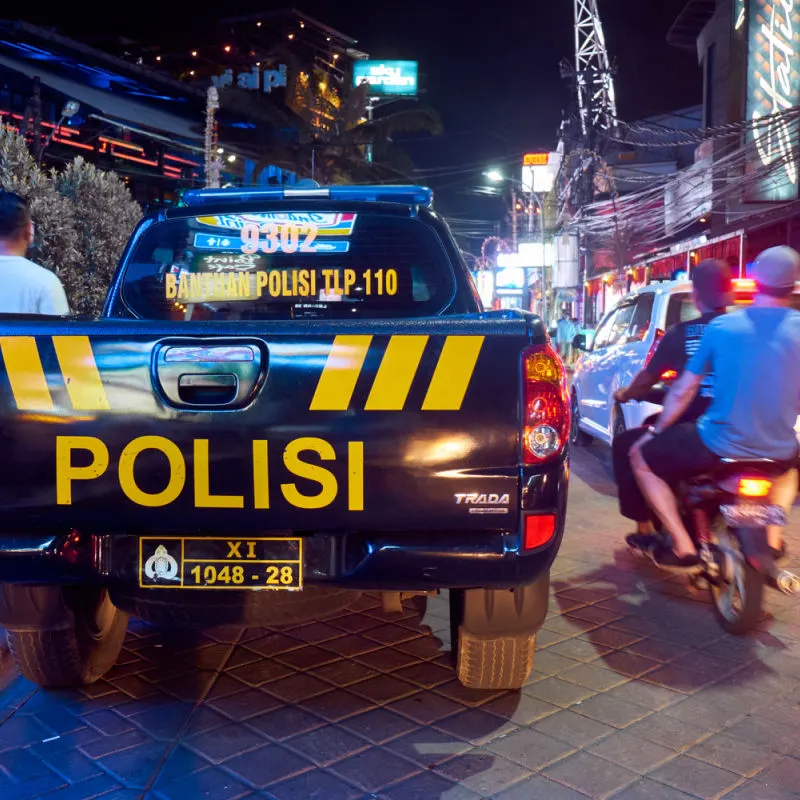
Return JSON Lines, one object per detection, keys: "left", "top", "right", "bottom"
{"left": 138, "top": 536, "right": 303, "bottom": 590}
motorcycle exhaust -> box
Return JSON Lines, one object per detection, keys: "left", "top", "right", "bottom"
{"left": 775, "top": 571, "right": 800, "bottom": 596}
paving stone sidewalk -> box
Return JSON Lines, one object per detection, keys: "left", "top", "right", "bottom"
{"left": 0, "top": 447, "right": 799, "bottom": 799}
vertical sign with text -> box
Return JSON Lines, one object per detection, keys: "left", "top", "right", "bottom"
{"left": 745, "top": 0, "right": 800, "bottom": 202}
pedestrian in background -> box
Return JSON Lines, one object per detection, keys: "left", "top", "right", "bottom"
{"left": 555, "top": 309, "right": 576, "bottom": 366}
{"left": 0, "top": 190, "right": 69, "bottom": 315}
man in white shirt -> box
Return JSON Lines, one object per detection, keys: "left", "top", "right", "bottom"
{"left": 0, "top": 191, "right": 69, "bottom": 315}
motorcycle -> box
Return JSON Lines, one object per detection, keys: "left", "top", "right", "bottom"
{"left": 627, "top": 385, "right": 800, "bottom": 635}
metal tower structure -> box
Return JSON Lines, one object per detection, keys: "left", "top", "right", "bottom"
{"left": 574, "top": 0, "right": 617, "bottom": 137}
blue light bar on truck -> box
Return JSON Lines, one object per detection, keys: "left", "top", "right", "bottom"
{"left": 182, "top": 185, "right": 434, "bottom": 208}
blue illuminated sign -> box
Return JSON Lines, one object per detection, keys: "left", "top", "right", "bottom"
{"left": 745, "top": 0, "right": 800, "bottom": 202}
{"left": 352, "top": 60, "right": 418, "bottom": 96}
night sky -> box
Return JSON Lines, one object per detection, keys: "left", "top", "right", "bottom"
{"left": 21, "top": 1, "right": 701, "bottom": 227}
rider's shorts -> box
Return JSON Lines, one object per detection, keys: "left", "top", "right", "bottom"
{"left": 639, "top": 422, "right": 721, "bottom": 483}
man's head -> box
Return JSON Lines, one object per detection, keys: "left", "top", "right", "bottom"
{"left": 0, "top": 191, "right": 33, "bottom": 257}
{"left": 691, "top": 259, "right": 733, "bottom": 313}
{"left": 752, "top": 246, "right": 800, "bottom": 300}
{"left": 561, "top": 309, "right": 570, "bottom": 319}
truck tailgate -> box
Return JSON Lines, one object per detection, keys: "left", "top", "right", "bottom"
{"left": 0, "top": 316, "right": 532, "bottom": 536}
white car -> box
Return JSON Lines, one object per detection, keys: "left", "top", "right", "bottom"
{"left": 570, "top": 278, "right": 800, "bottom": 447}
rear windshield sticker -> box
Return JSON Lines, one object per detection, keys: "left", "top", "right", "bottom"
{"left": 193, "top": 213, "right": 356, "bottom": 256}
{"left": 165, "top": 268, "right": 399, "bottom": 303}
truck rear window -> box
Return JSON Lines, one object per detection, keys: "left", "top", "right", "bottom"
{"left": 120, "top": 211, "right": 456, "bottom": 320}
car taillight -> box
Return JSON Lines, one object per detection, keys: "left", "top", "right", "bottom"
{"left": 522, "top": 345, "right": 569, "bottom": 464}
{"left": 738, "top": 477, "right": 772, "bottom": 498}
{"left": 643, "top": 329, "right": 665, "bottom": 369}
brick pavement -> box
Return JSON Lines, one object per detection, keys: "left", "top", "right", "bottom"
{"left": 0, "top": 446, "right": 799, "bottom": 799}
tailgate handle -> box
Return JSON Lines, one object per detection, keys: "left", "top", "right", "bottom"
{"left": 177, "top": 373, "right": 238, "bottom": 406}
{"left": 155, "top": 340, "right": 263, "bottom": 410}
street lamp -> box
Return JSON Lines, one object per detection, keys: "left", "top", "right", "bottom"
{"left": 39, "top": 100, "right": 81, "bottom": 165}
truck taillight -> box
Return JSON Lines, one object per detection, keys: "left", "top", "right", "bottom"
{"left": 522, "top": 345, "right": 569, "bottom": 464}
{"left": 643, "top": 329, "right": 665, "bottom": 369}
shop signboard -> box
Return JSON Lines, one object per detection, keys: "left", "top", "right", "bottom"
{"left": 735, "top": 0, "right": 746, "bottom": 30}
{"left": 212, "top": 65, "right": 287, "bottom": 93}
{"left": 353, "top": 61, "right": 418, "bottom": 96}
{"left": 475, "top": 270, "right": 495, "bottom": 308}
{"left": 745, "top": 0, "right": 800, "bottom": 202}
{"left": 495, "top": 267, "right": 525, "bottom": 294}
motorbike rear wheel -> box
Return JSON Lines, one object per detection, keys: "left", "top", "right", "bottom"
{"left": 709, "top": 529, "right": 764, "bottom": 635}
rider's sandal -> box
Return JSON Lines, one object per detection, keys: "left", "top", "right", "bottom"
{"left": 769, "top": 543, "right": 788, "bottom": 563}
{"left": 651, "top": 544, "right": 700, "bottom": 571}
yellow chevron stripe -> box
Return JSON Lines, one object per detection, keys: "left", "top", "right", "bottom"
{"left": 0, "top": 337, "right": 52, "bottom": 410}
{"left": 422, "top": 336, "right": 485, "bottom": 411}
{"left": 53, "top": 336, "right": 110, "bottom": 411}
{"left": 310, "top": 335, "right": 372, "bottom": 411}
{"left": 365, "top": 335, "right": 429, "bottom": 411}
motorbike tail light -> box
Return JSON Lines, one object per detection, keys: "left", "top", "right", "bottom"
{"left": 524, "top": 513, "right": 556, "bottom": 550}
{"left": 660, "top": 369, "right": 678, "bottom": 381}
{"left": 738, "top": 477, "right": 772, "bottom": 497}
{"left": 643, "top": 329, "right": 665, "bottom": 369}
{"left": 522, "top": 345, "right": 569, "bottom": 464}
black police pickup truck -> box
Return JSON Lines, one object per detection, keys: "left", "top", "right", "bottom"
{"left": 0, "top": 185, "right": 569, "bottom": 691}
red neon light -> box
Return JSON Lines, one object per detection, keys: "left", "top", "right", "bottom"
{"left": 112, "top": 149, "right": 158, "bottom": 167}
{"left": 165, "top": 154, "right": 200, "bottom": 167}
{"left": 52, "top": 136, "right": 94, "bottom": 151}
{"left": 100, "top": 137, "right": 144, "bottom": 153}
{"left": 0, "top": 111, "right": 80, "bottom": 134}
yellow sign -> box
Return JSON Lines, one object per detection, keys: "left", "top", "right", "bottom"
{"left": 165, "top": 268, "right": 399, "bottom": 302}
{"left": 56, "top": 435, "right": 365, "bottom": 511}
{"left": 523, "top": 153, "right": 549, "bottom": 166}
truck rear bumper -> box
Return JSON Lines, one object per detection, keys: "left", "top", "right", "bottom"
{"left": 0, "top": 457, "right": 567, "bottom": 593}
{"left": 0, "top": 528, "right": 559, "bottom": 591}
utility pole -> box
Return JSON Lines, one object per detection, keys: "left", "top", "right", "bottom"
{"left": 539, "top": 196, "right": 547, "bottom": 327}
{"left": 511, "top": 185, "right": 518, "bottom": 250}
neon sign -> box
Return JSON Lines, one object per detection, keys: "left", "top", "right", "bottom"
{"left": 746, "top": 0, "right": 800, "bottom": 201}
{"left": 211, "top": 65, "right": 287, "bottom": 93}
{"left": 352, "top": 61, "right": 418, "bottom": 96}
{"left": 735, "top": 0, "right": 746, "bottom": 30}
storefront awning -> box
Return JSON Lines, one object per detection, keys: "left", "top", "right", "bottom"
{"left": 0, "top": 53, "right": 202, "bottom": 143}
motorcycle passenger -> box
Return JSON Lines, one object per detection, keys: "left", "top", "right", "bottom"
{"left": 630, "top": 246, "right": 800, "bottom": 569}
{"left": 612, "top": 259, "right": 732, "bottom": 548}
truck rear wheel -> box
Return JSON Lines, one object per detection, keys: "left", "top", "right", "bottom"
{"left": 450, "top": 574, "right": 549, "bottom": 690}
{"left": 4, "top": 586, "right": 128, "bottom": 688}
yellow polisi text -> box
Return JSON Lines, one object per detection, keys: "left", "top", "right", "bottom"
{"left": 56, "top": 435, "right": 365, "bottom": 510}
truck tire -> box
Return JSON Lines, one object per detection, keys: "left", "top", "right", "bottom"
{"left": 450, "top": 574, "right": 549, "bottom": 690}
{"left": 4, "top": 587, "right": 128, "bottom": 688}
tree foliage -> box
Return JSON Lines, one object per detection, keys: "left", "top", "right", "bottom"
{"left": 0, "top": 128, "right": 141, "bottom": 316}
{"left": 55, "top": 158, "right": 142, "bottom": 316}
